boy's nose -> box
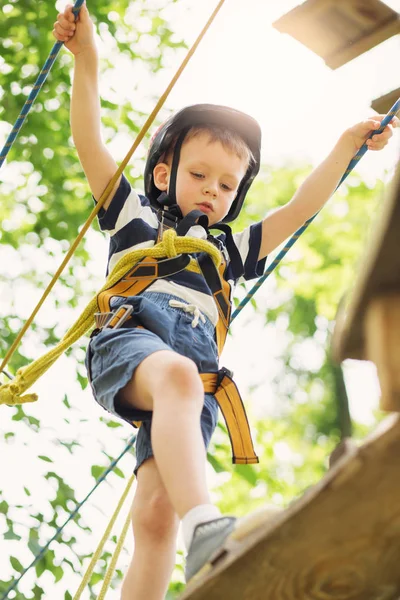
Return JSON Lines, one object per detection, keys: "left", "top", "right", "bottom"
{"left": 203, "top": 185, "right": 217, "bottom": 198}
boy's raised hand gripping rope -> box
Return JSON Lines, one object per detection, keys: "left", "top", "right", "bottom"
{"left": 232, "top": 98, "right": 400, "bottom": 320}
{"left": 0, "top": 0, "right": 228, "bottom": 377}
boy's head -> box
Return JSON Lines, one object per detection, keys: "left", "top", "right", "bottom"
{"left": 144, "top": 105, "right": 261, "bottom": 225}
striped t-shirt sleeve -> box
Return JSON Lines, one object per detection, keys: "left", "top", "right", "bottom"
{"left": 96, "top": 174, "right": 152, "bottom": 234}
{"left": 232, "top": 222, "right": 267, "bottom": 281}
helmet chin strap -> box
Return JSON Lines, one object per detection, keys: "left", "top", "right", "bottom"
{"left": 156, "top": 126, "right": 189, "bottom": 210}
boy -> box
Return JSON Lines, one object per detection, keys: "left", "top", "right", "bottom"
{"left": 53, "top": 4, "right": 397, "bottom": 599}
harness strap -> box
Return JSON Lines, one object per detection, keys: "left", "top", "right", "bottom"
{"left": 198, "top": 253, "right": 231, "bottom": 355}
{"left": 200, "top": 370, "right": 259, "bottom": 465}
{"left": 97, "top": 254, "right": 191, "bottom": 313}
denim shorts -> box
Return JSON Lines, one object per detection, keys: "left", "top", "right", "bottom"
{"left": 85, "top": 292, "right": 220, "bottom": 474}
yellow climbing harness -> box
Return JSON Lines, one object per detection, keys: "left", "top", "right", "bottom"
{"left": 93, "top": 218, "right": 258, "bottom": 465}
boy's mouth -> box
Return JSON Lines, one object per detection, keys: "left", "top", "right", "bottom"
{"left": 196, "top": 202, "right": 214, "bottom": 213}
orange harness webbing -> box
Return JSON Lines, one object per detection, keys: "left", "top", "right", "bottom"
{"left": 200, "top": 371, "right": 258, "bottom": 464}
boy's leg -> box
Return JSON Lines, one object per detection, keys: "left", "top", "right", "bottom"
{"left": 121, "top": 457, "right": 180, "bottom": 600}
{"left": 119, "top": 350, "right": 212, "bottom": 517}
{"left": 119, "top": 349, "right": 234, "bottom": 582}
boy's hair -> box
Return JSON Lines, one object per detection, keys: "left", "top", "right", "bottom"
{"left": 161, "top": 125, "right": 255, "bottom": 168}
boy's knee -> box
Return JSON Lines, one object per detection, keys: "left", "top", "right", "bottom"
{"left": 132, "top": 487, "right": 179, "bottom": 542}
{"left": 155, "top": 354, "right": 203, "bottom": 399}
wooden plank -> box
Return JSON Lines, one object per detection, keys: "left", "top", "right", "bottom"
{"left": 332, "top": 159, "right": 400, "bottom": 362}
{"left": 372, "top": 88, "right": 400, "bottom": 115}
{"left": 273, "top": 0, "right": 400, "bottom": 69}
{"left": 327, "top": 20, "right": 400, "bottom": 69}
{"left": 365, "top": 295, "right": 400, "bottom": 411}
{"left": 181, "top": 415, "right": 400, "bottom": 600}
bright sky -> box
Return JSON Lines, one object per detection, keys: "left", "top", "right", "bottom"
{"left": 1, "top": 0, "right": 400, "bottom": 597}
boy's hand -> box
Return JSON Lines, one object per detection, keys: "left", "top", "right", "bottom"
{"left": 346, "top": 114, "right": 399, "bottom": 153}
{"left": 52, "top": 2, "right": 95, "bottom": 56}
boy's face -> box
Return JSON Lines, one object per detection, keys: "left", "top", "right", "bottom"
{"left": 153, "top": 132, "right": 248, "bottom": 226}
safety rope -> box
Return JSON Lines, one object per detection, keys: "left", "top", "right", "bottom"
{"left": 0, "top": 0, "right": 85, "bottom": 169}
{"left": 0, "top": 229, "right": 221, "bottom": 406}
{"left": 97, "top": 506, "right": 132, "bottom": 600}
{"left": 231, "top": 97, "right": 400, "bottom": 320}
{"left": 0, "top": 0, "right": 227, "bottom": 376}
{"left": 72, "top": 474, "right": 135, "bottom": 600}
{"left": 0, "top": 436, "right": 136, "bottom": 600}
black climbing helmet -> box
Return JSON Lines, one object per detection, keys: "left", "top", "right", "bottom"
{"left": 144, "top": 104, "right": 262, "bottom": 223}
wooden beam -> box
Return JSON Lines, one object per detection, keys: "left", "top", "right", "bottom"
{"left": 332, "top": 159, "right": 400, "bottom": 362}
{"left": 372, "top": 88, "right": 400, "bottom": 114}
{"left": 273, "top": 0, "right": 400, "bottom": 69}
{"left": 181, "top": 415, "right": 400, "bottom": 599}
{"left": 365, "top": 295, "right": 400, "bottom": 411}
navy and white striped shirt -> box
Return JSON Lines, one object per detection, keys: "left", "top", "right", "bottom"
{"left": 97, "top": 175, "right": 266, "bottom": 326}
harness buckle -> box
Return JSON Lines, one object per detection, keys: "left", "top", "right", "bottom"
{"left": 106, "top": 304, "right": 133, "bottom": 329}
{"left": 217, "top": 366, "right": 234, "bottom": 388}
{"left": 94, "top": 304, "right": 134, "bottom": 330}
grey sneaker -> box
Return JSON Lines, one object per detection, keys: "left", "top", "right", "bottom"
{"left": 185, "top": 516, "right": 237, "bottom": 582}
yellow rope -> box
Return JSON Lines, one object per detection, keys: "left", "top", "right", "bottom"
{"left": 0, "top": 230, "right": 221, "bottom": 406}
{"left": 0, "top": 0, "right": 227, "bottom": 376}
{"left": 72, "top": 474, "right": 135, "bottom": 600}
{"left": 97, "top": 508, "right": 132, "bottom": 599}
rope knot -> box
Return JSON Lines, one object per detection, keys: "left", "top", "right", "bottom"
{"left": 162, "top": 228, "right": 178, "bottom": 257}
{"left": 0, "top": 372, "right": 38, "bottom": 406}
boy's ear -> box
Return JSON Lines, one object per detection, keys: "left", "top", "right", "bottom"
{"left": 153, "top": 162, "right": 170, "bottom": 191}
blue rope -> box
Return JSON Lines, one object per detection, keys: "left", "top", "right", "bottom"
{"left": 231, "top": 98, "right": 400, "bottom": 321}
{"left": 0, "top": 0, "right": 85, "bottom": 170}
{"left": 0, "top": 435, "right": 136, "bottom": 600}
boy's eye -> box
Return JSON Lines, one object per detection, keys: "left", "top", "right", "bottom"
{"left": 191, "top": 172, "right": 204, "bottom": 179}
{"left": 221, "top": 183, "right": 232, "bottom": 191}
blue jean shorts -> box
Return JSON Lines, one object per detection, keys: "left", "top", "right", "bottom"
{"left": 85, "top": 292, "right": 220, "bottom": 474}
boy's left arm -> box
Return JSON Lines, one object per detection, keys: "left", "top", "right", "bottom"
{"left": 258, "top": 115, "right": 399, "bottom": 261}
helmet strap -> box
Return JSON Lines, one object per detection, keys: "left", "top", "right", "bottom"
{"left": 168, "top": 127, "right": 190, "bottom": 205}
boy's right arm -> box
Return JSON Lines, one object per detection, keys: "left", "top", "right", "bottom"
{"left": 53, "top": 3, "right": 120, "bottom": 208}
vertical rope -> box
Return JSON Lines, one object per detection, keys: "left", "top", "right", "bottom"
{"left": 72, "top": 474, "right": 135, "bottom": 600}
{"left": 0, "top": 0, "right": 85, "bottom": 169}
{"left": 97, "top": 509, "right": 132, "bottom": 600}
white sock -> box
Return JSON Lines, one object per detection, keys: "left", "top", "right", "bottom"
{"left": 182, "top": 504, "right": 221, "bottom": 551}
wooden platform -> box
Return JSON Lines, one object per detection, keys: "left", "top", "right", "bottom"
{"left": 332, "top": 159, "right": 400, "bottom": 410}
{"left": 181, "top": 415, "right": 400, "bottom": 600}
{"left": 372, "top": 88, "right": 400, "bottom": 115}
{"left": 273, "top": 0, "right": 400, "bottom": 69}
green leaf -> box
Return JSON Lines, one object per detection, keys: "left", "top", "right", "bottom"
{"left": 38, "top": 455, "right": 53, "bottom": 463}
{"left": 36, "top": 558, "right": 46, "bottom": 578}
{"left": 101, "top": 418, "right": 123, "bottom": 428}
{"left": 10, "top": 556, "right": 24, "bottom": 573}
{"left": 113, "top": 466, "right": 125, "bottom": 479}
{"left": 91, "top": 465, "right": 106, "bottom": 480}
{"left": 207, "top": 453, "right": 225, "bottom": 473}
{"left": 53, "top": 565, "right": 64, "bottom": 583}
